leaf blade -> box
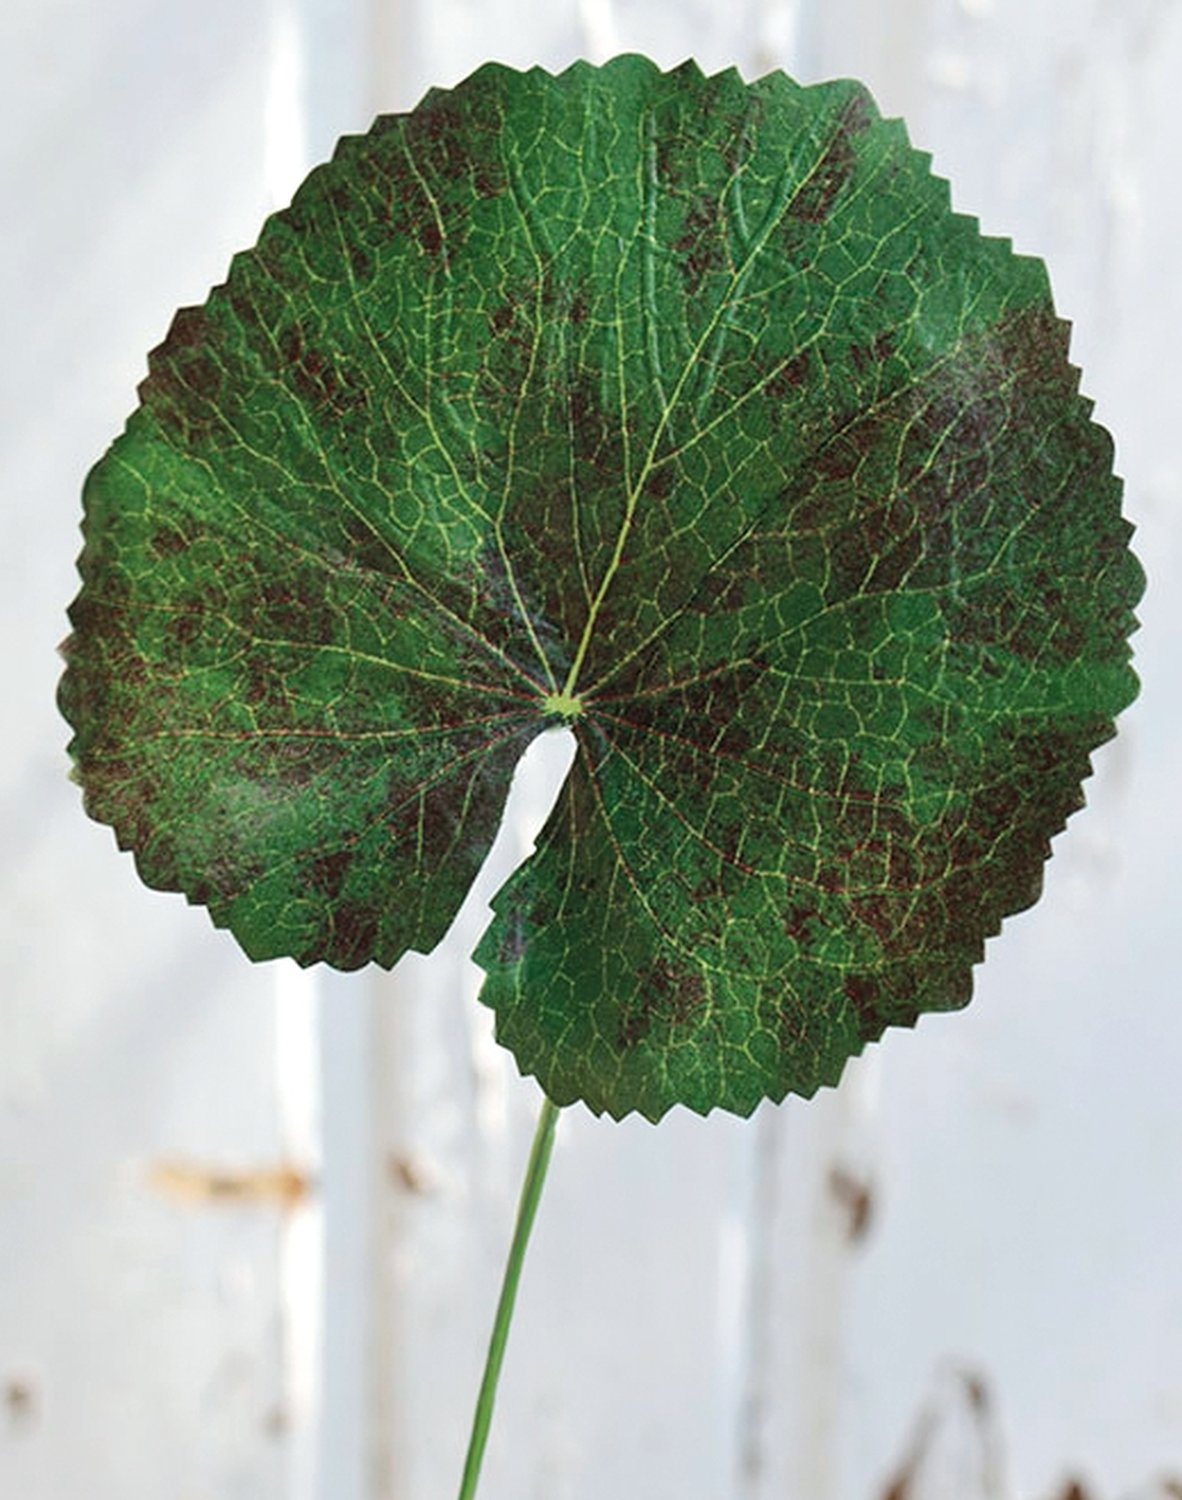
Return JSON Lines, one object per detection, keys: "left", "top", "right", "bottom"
{"left": 63, "top": 57, "right": 1143, "bottom": 1118}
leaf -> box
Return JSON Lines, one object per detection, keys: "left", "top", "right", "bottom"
{"left": 61, "top": 57, "right": 1143, "bottom": 1121}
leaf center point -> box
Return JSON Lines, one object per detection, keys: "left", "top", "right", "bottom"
{"left": 541, "top": 690, "right": 586, "bottom": 722}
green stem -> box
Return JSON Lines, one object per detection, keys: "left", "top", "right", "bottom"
{"left": 457, "top": 1094, "right": 561, "bottom": 1500}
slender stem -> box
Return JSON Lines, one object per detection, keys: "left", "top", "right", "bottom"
{"left": 457, "top": 1094, "right": 561, "bottom": 1500}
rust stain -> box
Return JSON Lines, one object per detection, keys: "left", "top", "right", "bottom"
{"left": 4, "top": 1379, "right": 38, "bottom": 1430}
{"left": 963, "top": 1371, "right": 990, "bottom": 1413}
{"left": 877, "top": 1367, "right": 997, "bottom": 1499}
{"left": 879, "top": 1367, "right": 1179, "bottom": 1500}
{"left": 829, "top": 1164, "right": 876, "bottom": 1243}
{"left": 262, "top": 1404, "right": 290, "bottom": 1438}
{"left": 879, "top": 1470, "right": 916, "bottom": 1500}
{"left": 150, "top": 1160, "right": 311, "bottom": 1209}
{"left": 387, "top": 1153, "right": 437, "bottom": 1195}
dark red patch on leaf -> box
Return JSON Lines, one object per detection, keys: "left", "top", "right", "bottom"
{"left": 325, "top": 902, "right": 380, "bottom": 968}
{"left": 675, "top": 195, "right": 725, "bottom": 289}
{"left": 309, "top": 850, "right": 352, "bottom": 900}
{"left": 787, "top": 93, "right": 871, "bottom": 225}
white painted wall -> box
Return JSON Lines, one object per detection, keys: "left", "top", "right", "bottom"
{"left": 4, "top": 2, "right": 1179, "bottom": 1499}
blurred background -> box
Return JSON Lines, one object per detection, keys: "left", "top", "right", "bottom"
{"left": 3, "top": 1, "right": 1180, "bottom": 1497}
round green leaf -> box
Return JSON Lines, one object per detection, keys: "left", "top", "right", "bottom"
{"left": 61, "top": 57, "right": 1143, "bottom": 1120}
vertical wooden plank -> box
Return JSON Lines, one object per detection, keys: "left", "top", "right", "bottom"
{"left": 261, "top": 9, "right": 378, "bottom": 1500}
{"left": 741, "top": 1059, "right": 884, "bottom": 1500}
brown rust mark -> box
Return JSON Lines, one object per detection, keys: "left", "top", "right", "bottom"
{"left": 489, "top": 304, "right": 515, "bottom": 334}
{"left": 150, "top": 1160, "right": 311, "bottom": 1209}
{"left": 765, "top": 349, "right": 811, "bottom": 400}
{"left": 278, "top": 323, "right": 369, "bottom": 417}
{"left": 308, "top": 849, "right": 352, "bottom": 901}
{"left": 141, "top": 304, "right": 225, "bottom": 441}
{"left": 674, "top": 194, "right": 725, "bottom": 289}
{"left": 787, "top": 92, "right": 872, "bottom": 225}
{"left": 879, "top": 1472, "right": 914, "bottom": 1500}
{"left": 619, "top": 960, "right": 708, "bottom": 1051}
{"left": 326, "top": 901, "right": 381, "bottom": 969}
{"left": 829, "top": 1164, "right": 875, "bottom": 1243}
{"left": 388, "top": 1154, "right": 437, "bottom": 1195}
{"left": 877, "top": 1367, "right": 996, "bottom": 1500}
{"left": 262, "top": 1404, "right": 290, "bottom": 1438}
{"left": 4, "top": 1379, "right": 38, "bottom": 1431}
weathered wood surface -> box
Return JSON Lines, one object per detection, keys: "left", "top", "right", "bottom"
{"left": 4, "top": 1, "right": 1179, "bottom": 1497}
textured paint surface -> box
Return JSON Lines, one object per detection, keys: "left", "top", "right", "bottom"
{"left": 61, "top": 57, "right": 1142, "bottom": 1120}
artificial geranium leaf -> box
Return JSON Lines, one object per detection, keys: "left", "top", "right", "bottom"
{"left": 62, "top": 56, "right": 1142, "bottom": 1120}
